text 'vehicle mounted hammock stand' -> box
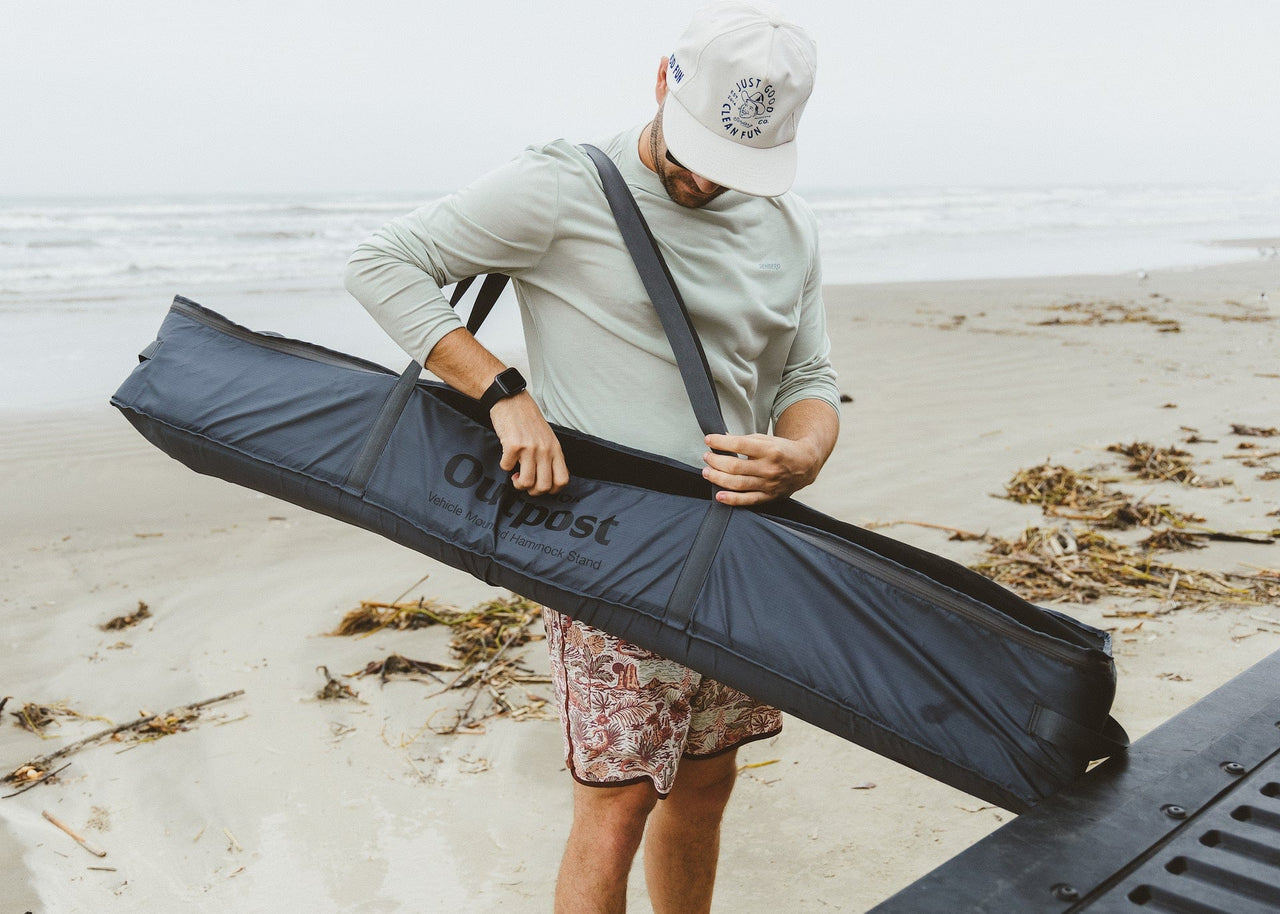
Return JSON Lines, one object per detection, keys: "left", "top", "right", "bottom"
{"left": 111, "top": 145, "right": 1126, "bottom": 812}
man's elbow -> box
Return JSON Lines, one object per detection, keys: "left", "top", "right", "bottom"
{"left": 342, "top": 246, "right": 373, "bottom": 301}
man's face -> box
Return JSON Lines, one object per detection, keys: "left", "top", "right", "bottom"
{"left": 653, "top": 111, "right": 728, "bottom": 209}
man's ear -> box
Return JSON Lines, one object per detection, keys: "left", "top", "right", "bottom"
{"left": 655, "top": 56, "right": 669, "bottom": 104}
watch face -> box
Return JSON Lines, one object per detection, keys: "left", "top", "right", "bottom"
{"left": 496, "top": 367, "right": 526, "bottom": 396}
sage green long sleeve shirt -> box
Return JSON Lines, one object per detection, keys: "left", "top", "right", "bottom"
{"left": 343, "top": 126, "right": 839, "bottom": 468}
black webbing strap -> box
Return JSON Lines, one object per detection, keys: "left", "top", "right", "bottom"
{"left": 448, "top": 275, "right": 477, "bottom": 306}
{"left": 344, "top": 360, "right": 422, "bottom": 495}
{"left": 581, "top": 144, "right": 728, "bottom": 441}
{"left": 665, "top": 498, "right": 733, "bottom": 629}
{"left": 346, "top": 273, "right": 510, "bottom": 494}
{"left": 582, "top": 143, "right": 735, "bottom": 630}
{"left": 1029, "top": 704, "right": 1130, "bottom": 760}
{"left": 448, "top": 272, "right": 510, "bottom": 335}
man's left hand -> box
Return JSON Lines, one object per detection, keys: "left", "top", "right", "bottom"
{"left": 701, "top": 432, "right": 823, "bottom": 506}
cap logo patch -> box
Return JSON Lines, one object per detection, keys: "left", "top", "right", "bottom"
{"left": 721, "top": 77, "right": 775, "bottom": 140}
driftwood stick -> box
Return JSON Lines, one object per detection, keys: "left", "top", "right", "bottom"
{"left": 389, "top": 572, "right": 434, "bottom": 605}
{"left": 865, "top": 519, "right": 989, "bottom": 540}
{"left": 42, "top": 810, "right": 107, "bottom": 857}
{"left": 4, "top": 690, "right": 244, "bottom": 782}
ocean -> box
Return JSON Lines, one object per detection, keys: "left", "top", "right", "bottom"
{"left": 2, "top": 184, "right": 1278, "bottom": 410}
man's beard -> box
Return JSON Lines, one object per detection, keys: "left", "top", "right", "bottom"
{"left": 651, "top": 110, "right": 728, "bottom": 209}
{"left": 657, "top": 163, "right": 729, "bottom": 209}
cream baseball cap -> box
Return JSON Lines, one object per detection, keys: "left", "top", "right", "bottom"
{"left": 662, "top": 2, "right": 817, "bottom": 197}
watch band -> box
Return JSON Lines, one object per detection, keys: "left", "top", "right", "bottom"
{"left": 479, "top": 367, "right": 527, "bottom": 411}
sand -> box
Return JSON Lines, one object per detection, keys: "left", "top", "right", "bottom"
{"left": 2, "top": 257, "right": 1278, "bottom": 912}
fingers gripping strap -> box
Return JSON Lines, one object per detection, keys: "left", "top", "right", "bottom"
{"left": 580, "top": 144, "right": 728, "bottom": 439}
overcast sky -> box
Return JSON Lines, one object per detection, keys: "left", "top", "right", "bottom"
{"left": 3, "top": 0, "right": 1278, "bottom": 197}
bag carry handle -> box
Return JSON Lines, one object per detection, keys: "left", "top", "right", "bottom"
{"left": 345, "top": 273, "right": 510, "bottom": 494}
{"left": 1029, "top": 704, "right": 1130, "bottom": 761}
{"left": 448, "top": 272, "right": 510, "bottom": 336}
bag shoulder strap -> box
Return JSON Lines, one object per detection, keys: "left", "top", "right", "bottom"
{"left": 580, "top": 143, "right": 728, "bottom": 440}
{"left": 443, "top": 147, "right": 727, "bottom": 443}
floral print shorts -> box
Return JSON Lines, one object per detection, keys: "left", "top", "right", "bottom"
{"left": 543, "top": 607, "right": 782, "bottom": 796}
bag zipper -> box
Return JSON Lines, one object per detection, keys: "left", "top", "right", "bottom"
{"left": 170, "top": 296, "right": 398, "bottom": 377}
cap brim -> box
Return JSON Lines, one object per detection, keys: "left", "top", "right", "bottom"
{"left": 662, "top": 91, "right": 797, "bottom": 197}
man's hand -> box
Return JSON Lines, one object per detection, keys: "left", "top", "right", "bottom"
{"left": 490, "top": 392, "right": 570, "bottom": 496}
{"left": 701, "top": 399, "right": 839, "bottom": 507}
{"left": 701, "top": 433, "right": 822, "bottom": 506}
{"left": 425, "top": 326, "right": 570, "bottom": 496}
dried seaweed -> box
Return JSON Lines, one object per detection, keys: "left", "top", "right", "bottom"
{"left": 1232, "top": 424, "right": 1280, "bottom": 437}
{"left": 1223, "top": 447, "right": 1280, "bottom": 469}
{"left": 443, "top": 595, "right": 543, "bottom": 665}
{"left": 3, "top": 691, "right": 244, "bottom": 786}
{"left": 1034, "top": 301, "right": 1181, "bottom": 332}
{"left": 9, "top": 701, "right": 107, "bottom": 739}
{"left": 315, "top": 666, "right": 359, "bottom": 701}
{"left": 1206, "top": 311, "right": 1275, "bottom": 323}
{"left": 1002, "top": 463, "right": 1201, "bottom": 528}
{"left": 1137, "top": 529, "right": 1206, "bottom": 552}
{"left": 331, "top": 593, "right": 550, "bottom": 737}
{"left": 100, "top": 601, "right": 151, "bottom": 631}
{"left": 329, "top": 596, "right": 456, "bottom": 635}
{"left": 333, "top": 594, "right": 541, "bottom": 662}
{"left": 355, "top": 654, "right": 459, "bottom": 684}
{"left": 971, "top": 526, "right": 1280, "bottom": 607}
{"left": 1105, "top": 441, "right": 1224, "bottom": 487}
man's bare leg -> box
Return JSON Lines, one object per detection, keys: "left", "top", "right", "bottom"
{"left": 643, "top": 751, "right": 739, "bottom": 914}
{"left": 555, "top": 780, "right": 658, "bottom": 914}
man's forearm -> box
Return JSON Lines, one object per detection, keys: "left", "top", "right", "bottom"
{"left": 425, "top": 326, "right": 570, "bottom": 497}
{"left": 774, "top": 398, "right": 840, "bottom": 480}
{"left": 424, "top": 326, "right": 512, "bottom": 399}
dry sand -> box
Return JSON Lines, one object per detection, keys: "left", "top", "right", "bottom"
{"left": 2, "top": 258, "right": 1279, "bottom": 912}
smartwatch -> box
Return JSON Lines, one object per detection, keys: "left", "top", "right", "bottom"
{"left": 479, "top": 367, "right": 527, "bottom": 411}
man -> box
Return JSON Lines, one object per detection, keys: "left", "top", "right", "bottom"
{"left": 344, "top": 4, "right": 839, "bottom": 910}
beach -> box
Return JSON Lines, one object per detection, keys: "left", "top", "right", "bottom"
{"left": 2, "top": 254, "right": 1279, "bottom": 912}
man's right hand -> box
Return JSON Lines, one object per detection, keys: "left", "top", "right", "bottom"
{"left": 489, "top": 392, "right": 570, "bottom": 496}
{"left": 424, "top": 326, "right": 571, "bottom": 496}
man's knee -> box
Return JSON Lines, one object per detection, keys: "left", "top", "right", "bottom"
{"left": 667, "top": 752, "right": 739, "bottom": 811}
{"left": 572, "top": 781, "right": 659, "bottom": 846}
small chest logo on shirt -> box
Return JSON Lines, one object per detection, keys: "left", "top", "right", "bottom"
{"left": 758, "top": 262, "right": 782, "bottom": 271}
